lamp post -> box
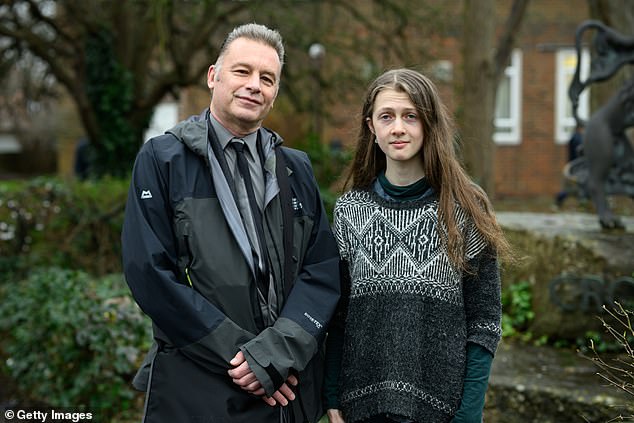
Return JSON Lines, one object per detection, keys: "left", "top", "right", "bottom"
{"left": 308, "top": 43, "right": 325, "bottom": 141}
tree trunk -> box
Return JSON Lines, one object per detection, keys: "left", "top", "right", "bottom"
{"left": 460, "top": 0, "right": 530, "bottom": 197}
{"left": 460, "top": 0, "right": 496, "bottom": 195}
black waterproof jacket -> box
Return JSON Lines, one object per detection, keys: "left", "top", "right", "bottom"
{"left": 122, "top": 111, "right": 340, "bottom": 422}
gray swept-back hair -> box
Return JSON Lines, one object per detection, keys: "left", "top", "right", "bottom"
{"left": 215, "top": 23, "right": 285, "bottom": 71}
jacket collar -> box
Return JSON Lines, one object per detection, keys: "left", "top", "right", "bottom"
{"left": 166, "top": 109, "right": 283, "bottom": 160}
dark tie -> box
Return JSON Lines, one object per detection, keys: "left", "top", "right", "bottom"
{"left": 231, "top": 140, "right": 269, "bottom": 281}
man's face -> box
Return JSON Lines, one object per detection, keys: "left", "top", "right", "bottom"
{"left": 207, "top": 37, "right": 281, "bottom": 136}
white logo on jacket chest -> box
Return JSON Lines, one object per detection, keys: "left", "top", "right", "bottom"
{"left": 140, "top": 190, "right": 153, "bottom": 199}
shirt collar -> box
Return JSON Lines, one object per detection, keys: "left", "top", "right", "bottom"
{"left": 208, "top": 112, "right": 259, "bottom": 158}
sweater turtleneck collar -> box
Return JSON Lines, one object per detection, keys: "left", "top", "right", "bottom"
{"left": 377, "top": 171, "right": 431, "bottom": 201}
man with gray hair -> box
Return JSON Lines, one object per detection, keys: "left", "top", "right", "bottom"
{"left": 122, "top": 22, "right": 340, "bottom": 422}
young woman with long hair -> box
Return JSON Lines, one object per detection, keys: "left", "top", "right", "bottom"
{"left": 323, "top": 68, "right": 510, "bottom": 423}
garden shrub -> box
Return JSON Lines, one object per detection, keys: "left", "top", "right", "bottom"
{"left": 501, "top": 280, "right": 535, "bottom": 339}
{"left": 0, "top": 177, "right": 128, "bottom": 280}
{"left": 0, "top": 268, "right": 151, "bottom": 421}
{"left": 294, "top": 134, "right": 351, "bottom": 221}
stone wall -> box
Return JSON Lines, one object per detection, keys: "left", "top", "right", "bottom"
{"left": 498, "top": 212, "right": 634, "bottom": 340}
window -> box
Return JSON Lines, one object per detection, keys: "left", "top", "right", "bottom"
{"left": 0, "top": 134, "right": 21, "bottom": 154}
{"left": 555, "top": 48, "right": 590, "bottom": 143}
{"left": 144, "top": 101, "right": 180, "bottom": 142}
{"left": 494, "top": 49, "right": 522, "bottom": 145}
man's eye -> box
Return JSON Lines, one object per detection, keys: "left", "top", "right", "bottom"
{"left": 379, "top": 114, "right": 393, "bottom": 121}
{"left": 262, "top": 76, "right": 275, "bottom": 86}
{"left": 405, "top": 113, "right": 419, "bottom": 120}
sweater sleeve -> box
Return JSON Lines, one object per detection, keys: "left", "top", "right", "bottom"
{"left": 451, "top": 342, "right": 494, "bottom": 423}
{"left": 323, "top": 324, "right": 345, "bottom": 409}
{"left": 462, "top": 247, "right": 502, "bottom": 355}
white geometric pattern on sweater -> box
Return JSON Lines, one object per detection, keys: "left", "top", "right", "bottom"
{"left": 470, "top": 320, "right": 503, "bottom": 336}
{"left": 341, "top": 380, "right": 453, "bottom": 414}
{"left": 334, "top": 190, "right": 485, "bottom": 305}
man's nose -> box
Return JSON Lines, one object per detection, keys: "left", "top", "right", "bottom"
{"left": 245, "top": 73, "right": 262, "bottom": 92}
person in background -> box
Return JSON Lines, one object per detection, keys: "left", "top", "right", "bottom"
{"left": 555, "top": 122, "right": 585, "bottom": 208}
{"left": 122, "top": 23, "right": 340, "bottom": 423}
{"left": 73, "top": 137, "right": 91, "bottom": 180}
{"left": 323, "top": 68, "right": 510, "bottom": 423}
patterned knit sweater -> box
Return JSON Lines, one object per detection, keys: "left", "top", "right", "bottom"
{"left": 330, "top": 189, "right": 502, "bottom": 423}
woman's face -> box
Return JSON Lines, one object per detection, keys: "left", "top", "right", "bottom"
{"left": 367, "top": 88, "right": 424, "bottom": 171}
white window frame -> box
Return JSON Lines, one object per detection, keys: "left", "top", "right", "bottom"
{"left": 494, "top": 49, "right": 522, "bottom": 145}
{"left": 555, "top": 48, "right": 590, "bottom": 144}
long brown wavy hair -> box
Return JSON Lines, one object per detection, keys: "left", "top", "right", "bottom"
{"left": 342, "top": 68, "right": 511, "bottom": 269}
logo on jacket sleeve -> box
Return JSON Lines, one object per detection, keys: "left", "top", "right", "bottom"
{"left": 303, "top": 312, "right": 323, "bottom": 329}
{"left": 140, "top": 190, "right": 153, "bottom": 199}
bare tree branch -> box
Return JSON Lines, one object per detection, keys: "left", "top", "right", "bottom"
{"left": 494, "top": 0, "right": 530, "bottom": 81}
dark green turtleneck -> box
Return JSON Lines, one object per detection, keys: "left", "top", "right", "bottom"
{"left": 377, "top": 171, "right": 430, "bottom": 201}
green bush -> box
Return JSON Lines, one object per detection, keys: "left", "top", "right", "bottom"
{"left": 501, "top": 280, "right": 535, "bottom": 339}
{"left": 0, "top": 268, "right": 151, "bottom": 420}
{"left": 0, "top": 177, "right": 128, "bottom": 280}
{"left": 296, "top": 134, "right": 351, "bottom": 221}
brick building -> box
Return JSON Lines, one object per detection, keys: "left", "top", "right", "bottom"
{"left": 492, "top": 0, "right": 593, "bottom": 197}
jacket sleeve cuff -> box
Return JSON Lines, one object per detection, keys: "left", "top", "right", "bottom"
{"left": 240, "top": 347, "right": 279, "bottom": 396}
{"left": 180, "top": 318, "right": 255, "bottom": 374}
{"left": 240, "top": 317, "right": 318, "bottom": 396}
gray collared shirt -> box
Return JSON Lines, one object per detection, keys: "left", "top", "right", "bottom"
{"left": 208, "top": 113, "right": 265, "bottom": 210}
{"left": 208, "top": 112, "right": 268, "bottom": 276}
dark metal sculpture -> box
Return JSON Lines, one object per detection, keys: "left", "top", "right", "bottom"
{"left": 568, "top": 20, "right": 634, "bottom": 230}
